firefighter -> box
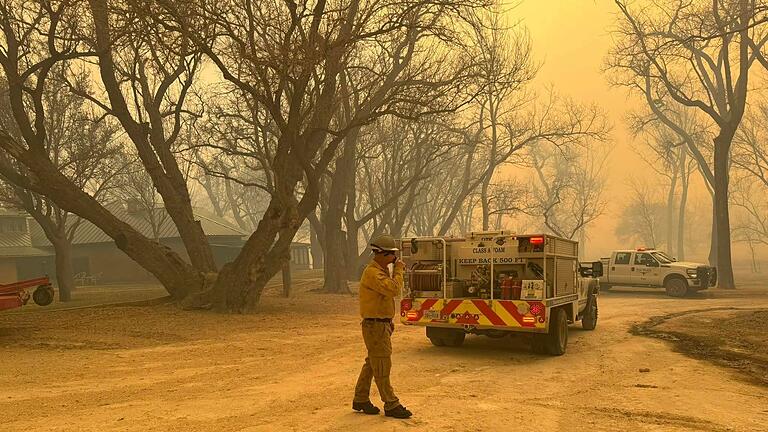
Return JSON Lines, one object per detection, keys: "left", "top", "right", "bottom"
{"left": 352, "top": 234, "right": 413, "bottom": 419}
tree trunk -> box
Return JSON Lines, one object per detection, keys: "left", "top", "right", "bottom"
{"left": 708, "top": 199, "right": 718, "bottom": 266}
{"left": 211, "top": 207, "right": 298, "bottom": 312}
{"left": 747, "top": 239, "right": 759, "bottom": 273}
{"left": 282, "top": 262, "right": 291, "bottom": 297}
{"left": 224, "top": 177, "right": 250, "bottom": 231}
{"left": 481, "top": 94, "right": 499, "bottom": 232}
{"left": 713, "top": 134, "right": 735, "bottom": 288}
{"left": 321, "top": 129, "right": 358, "bottom": 293}
{"left": 323, "top": 228, "right": 350, "bottom": 293}
{"left": 209, "top": 162, "right": 312, "bottom": 312}
{"left": 666, "top": 168, "right": 679, "bottom": 252}
{"left": 52, "top": 237, "right": 75, "bottom": 302}
{"left": 345, "top": 225, "right": 362, "bottom": 280}
{"left": 481, "top": 180, "right": 491, "bottom": 231}
{"left": 438, "top": 145, "right": 477, "bottom": 236}
{"left": 677, "top": 152, "right": 689, "bottom": 261}
{"left": 308, "top": 213, "right": 324, "bottom": 269}
{"left": 200, "top": 175, "right": 225, "bottom": 217}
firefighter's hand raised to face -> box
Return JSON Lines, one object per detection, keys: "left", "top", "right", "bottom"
{"left": 394, "top": 258, "right": 406, "bottom": 271}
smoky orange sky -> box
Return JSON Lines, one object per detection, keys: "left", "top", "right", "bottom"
{"left": 510, "top": 1, "right": 712, "bottom": 260}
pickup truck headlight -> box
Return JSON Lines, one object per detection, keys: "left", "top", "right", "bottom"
{"left": 686, "top": 269, "right": 697, "bottom": 278}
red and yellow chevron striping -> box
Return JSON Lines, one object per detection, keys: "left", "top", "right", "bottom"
{"left": 401, "top": 298, "right": 547, "bottom": 329}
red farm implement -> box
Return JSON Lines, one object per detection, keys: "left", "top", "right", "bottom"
{"left": 0, "top": 277, "right": 55, "bottom": 312}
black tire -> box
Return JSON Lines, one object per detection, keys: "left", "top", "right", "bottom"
{"left": 428, "top": 336, "right": 445, "bottom": 346}
{"left": 582, "top": 295, "right": 598, "bottom": 330}
{"left": 33, "top": 285, "right": 55, "bottom": 306}
{"left": 664, "top": 277, "right": 689, "bottom": 298}
{"left": 443, "top": 332, "right": 465, "bottom": 347}
{"left": 426, "top": 327, "right": 464, "bottom": 347}
{"left": 542, "top": 308, "right": 568, "bottom": 356}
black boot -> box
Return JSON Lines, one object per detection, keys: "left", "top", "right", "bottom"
{"left": 352, "top": 401, "right": 380, "bottom": 415}
{"left": 384, "top": 404, "right": 412, "bottom": 419}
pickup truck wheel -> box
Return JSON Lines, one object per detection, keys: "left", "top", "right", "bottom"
{"left": 538, "top": 308, "right": 568, "bottom": 356}
{"left": 582, "top": 296, "right": 598, "bottom": 330}
{"left": 664, "top": 278, "right": 689, "bottom": 298}
{"left": 32, "top": 285, "right": 54, "bottom": 306}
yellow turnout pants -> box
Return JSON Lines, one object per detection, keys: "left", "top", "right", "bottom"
{"left": 353, "top": 319, "right": 400, "bottom": 410}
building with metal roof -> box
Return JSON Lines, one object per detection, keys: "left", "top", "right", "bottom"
{"left": 0, "top": 203, "right": 311, "bottom": 285}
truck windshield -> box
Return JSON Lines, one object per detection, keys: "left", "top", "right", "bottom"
{"left": 651, "top": 252, "right": 673, "bottom": 264}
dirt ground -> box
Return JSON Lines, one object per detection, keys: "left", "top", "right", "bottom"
{"left": 2, "top": 282, "right": 768, "bottom": 432}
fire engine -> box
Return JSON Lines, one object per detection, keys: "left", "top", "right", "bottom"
{"left": 398, "top": 232, "right": 602, "bottom": 355}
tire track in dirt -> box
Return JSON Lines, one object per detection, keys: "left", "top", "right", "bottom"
{"left": 631, "top": 307, "right": 768, "bottom": 387}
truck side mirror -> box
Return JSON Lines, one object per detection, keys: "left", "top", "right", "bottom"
{"left": 592, "top": 261, "right": 604, "bottom": 278}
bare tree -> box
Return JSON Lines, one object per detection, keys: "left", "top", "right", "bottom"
{"left": 730, "top": 102, "right": 768, "bottom": 269}
{"left": 615, "top": 179, "right": 667, "bottom": 248}
{"left": 436, "top": 91, "right": 609, "bottom": 236}
{"left": 190, "top": 88, "right": 275, "bottom": 232}
{"left": 609, "top": 0, "right": 768, "bottom": 288}
{"left": 467, "top": 6, "right": 536, "bottom": 230}
{"left": 731, "top": 172, "right": 768, "bottom": 241}
{"left": 525, "top": 140, "right": 610, "bottom": 242}
{"left": 486, "top": 179, "right": 531, "bottom": 230}
{"left": 629, "top": 112, "right": 702, "bottom": 260}
{"left": 84, "top": 0, "right": 218, "bottom": 275}
{"left": 406, "top": 136, "right": 470, "bottom": 235}
{"left": 0, "top": 0, "right": 208, "bottom": 300}
{"left": 0, "top": 59, "right": 126, "bottom": 302}
{"left": 152, "top": 0, "right": 492, "bottom": 311}
{"left": 113, "top": 157, "right": 170, "bottom": 242}
{"left": 316, "top": 114, "right": 453, "bottom": 293}
{"left": 733, "top": 104, "right": 768, "bottom": 188}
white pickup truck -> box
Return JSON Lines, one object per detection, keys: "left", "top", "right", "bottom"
{"left": 599, "top": 249, "right": 716, "bottom": 297}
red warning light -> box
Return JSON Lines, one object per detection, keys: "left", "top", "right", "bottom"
{"left": 529, "top": 302, "right": 544, "bottom": 316}
{"left": 529, "top": 237, "right": 545, "bottom": 245}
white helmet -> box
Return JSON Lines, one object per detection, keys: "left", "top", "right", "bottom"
{"left": 370, "top": 234, "right": 399, "bottom": 253}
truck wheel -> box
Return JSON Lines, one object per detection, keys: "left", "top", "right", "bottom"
{"left": 33, "top": 285, "right": 55, "bottom": 306}
{"left": 535, "top": 308, "right": 568, "bottom": 356}
{"left": 428, "top": 336, "right": 445, "bottom": 346}
{"left": 443, "top": 331, "right": 465, "bottom": 347}
{"left": 582, "top": 295, "right": 598, "bottom": 330}
{"left": 664, "top": 278, "right": 689, "bottom": 298}
{"left": 426, "top": 327, "right": 464, "bottom": 347}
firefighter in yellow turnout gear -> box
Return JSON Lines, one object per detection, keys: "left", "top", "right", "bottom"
{"left": 352, "top": 234, "right": 413, "bottom": 419}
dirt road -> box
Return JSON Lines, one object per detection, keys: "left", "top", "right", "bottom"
{"left": 1, "top": 287, "right": 767, "bottom": 431}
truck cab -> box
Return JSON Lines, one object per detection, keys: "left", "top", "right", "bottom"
{"left": 599, "top": 248, "right": 716, "bottom": 297}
